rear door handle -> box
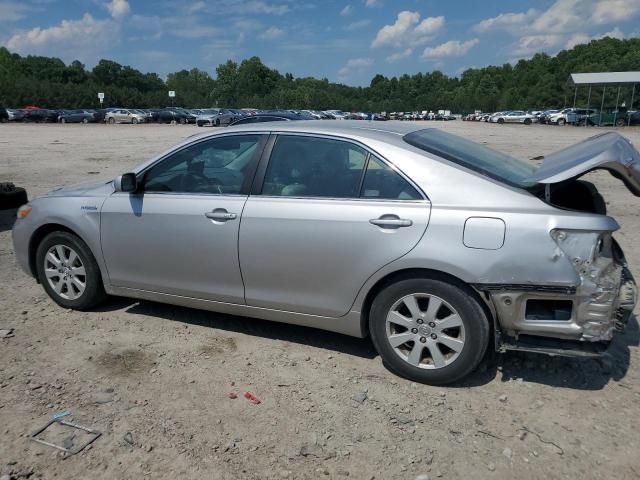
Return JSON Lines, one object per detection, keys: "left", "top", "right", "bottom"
{"left": 369, "top": 215, "right": 413, "bottom": 229}
{"left": 205, "top": 209, "right": 237, "bottom": 221}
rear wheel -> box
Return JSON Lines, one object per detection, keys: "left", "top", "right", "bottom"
{"left": 616, "top": 118, "right": 626, "bottom": 127}
{"left": 497, "top": 118, "right": 504, "bottom": 124}
{"left": 524, "top": 118, "right": 532, "bottom": 125}
{"left": 82, "top": 118, "right": 89, "bottom": 124}
{"left": 557, "top": 118, "right": 565, "bottom": 126}
{"left": 370, "top": 278, "right": 490, "bottom": 385}
{"left": 36, "top": 232, "right": 107, "bottom": 310}
{"left": 108, "top": 117, "right": 115, "bottom": 124}
{"left": 132, "top": 118, "right": 138, "bottom": 125}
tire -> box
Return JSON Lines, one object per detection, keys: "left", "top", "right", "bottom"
{"left": 616, "top": 118, "right": 626, "bottom": 127}
{"left": 497, "top": 118, "right": 504, "bottom": 124}
{"left": 132, "top": 118, "right": 138, "bottom": 125}
{"left": 215, "top": 118, "right": 220, "bottom": 127}
{"left": 36, "top": 231, "right": 107, "bottom": 310}
{"left": 82, "top": 118, "right": 89, "bottom": 124}
{"left": 369, "top": 277, "right": 490, "bottom": 385}
{"left": 170, "top": 119, "right": 177, "bottom": 125}
{"left": 108, "top": 117, "right": 115, "bottom": 124}
{"left": 0, "top": 184, "right": 28, "bottom": 210}
{"left": 557, "top": 118, "right": 565, "bottom": 126}
{"left": 524, "top": 118, "right": 532, "bottom": 125}
{"left": 60, "top": 118, "right": 66, "bottom": 124}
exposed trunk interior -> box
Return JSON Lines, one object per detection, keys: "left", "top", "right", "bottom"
{"left": 542, "top": 179, "right": 608, "bottom": 215}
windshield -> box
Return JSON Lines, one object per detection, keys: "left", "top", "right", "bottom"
{"left": 403, "top": 128, "right": 536, "bottom": 188}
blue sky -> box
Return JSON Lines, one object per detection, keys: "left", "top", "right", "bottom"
{"left": 1, "top": 0, "right": 638, "bottom": 85}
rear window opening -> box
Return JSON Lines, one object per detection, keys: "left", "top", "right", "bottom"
{"left": 525, "top": 299, "right": 573, "bottom": 321}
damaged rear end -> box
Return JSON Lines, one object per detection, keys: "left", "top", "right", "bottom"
{"left": 492, "top": 132, "right": 639, "bottom": 356}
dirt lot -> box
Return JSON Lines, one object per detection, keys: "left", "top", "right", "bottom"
{"left": 0, "top": 122, "right": 639, "bottom": 480}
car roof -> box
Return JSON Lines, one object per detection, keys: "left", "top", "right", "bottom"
{"left": 220, "top": 119, "right": 426, "bottom": 143}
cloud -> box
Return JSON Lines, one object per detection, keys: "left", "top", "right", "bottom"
{"left": 565, "top": 26, "right": 625, "bottom": 49}
{"left": 473, "top": 0, "right": 638, "bottom": 60}
{"left": 592, "top": 0, "right": 640, "bottom": 24}
{"left": 4, "top": 13, "right": 118, "bottom": 62}
{"left": 421, "top": 38, "right": 479, "bottom": 59}
{"left": 130, "top": 14, "right": 221, "bottom": 39}
{"left": 106, "top": 0, "right": 130, "bottom": 20}
{"left": 338, "top": 57, "right": 373, "bottom": 77}
{"left": 371, "top": 11, "right": 444, "bottom": 48}
{"left": 386, "top": 47, "right": 412, "bottom": 63}
{"left": 0, "top": 1, "right": 31, "bottom": 22}
{"left": 473, "top": 9, "right": 538, "bottom": 34}
{"left": 340, "top": 5, "right": 352, "bottom": 16}
{"left": 343, "top": 19, "right": 370, "bottom": 31}
{"left": 365, "top": 0, "right": 380, "bottom": 6}
{"left": 512, "top": 34, "right": 563, "bottom": 56}
{"left": 259, "top": 26, "right": 284, "bottom": 40}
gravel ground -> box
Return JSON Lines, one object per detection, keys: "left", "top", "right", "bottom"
{"left": 0, "top": 122, "right": 639, "bottom": 480}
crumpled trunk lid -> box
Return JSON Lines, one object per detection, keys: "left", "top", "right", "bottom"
{"left": 525, "top": 132, "right": 640, "bottom": 196}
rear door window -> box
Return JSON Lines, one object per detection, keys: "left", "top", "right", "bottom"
{"left": 360, "top": 155, "right": 421, "bottom": 200}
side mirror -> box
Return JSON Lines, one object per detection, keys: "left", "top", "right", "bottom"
{"left": 114, "top": 173, "right": 138, "bottom": 193}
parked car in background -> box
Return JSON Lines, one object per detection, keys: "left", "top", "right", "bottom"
{"left": 157, "top": 109, "right": 189, "bottom": 124}
{"left": 326, "top": 110, "right": 348, "bottom": 119}
{"left": 105, "top": 109, "right": 146, "bottom": 124}
{"left": 537, "top": 109, "right": 560, "bottom": 124}
{"left": 626, "top": 110, "right": 640, "bottom": 126}
{"left": 495, "top": 111, "right": 537, "bottom": 125}
{"left": 580, "top": 109, "right": 629, "bottom": 127}
{"left": 196, "top": 108, "right": 237, "bottom": 127}
{"left": 58, "top": 109, "right": 98, "bottom": 124}
{"left": 23, "top": 109, "right": 59, "bottom": 123}
{"left": 488, "top": 111, "right": 509, "bottom": 123}
{"left": 0, "top": 107, "right": 8, "bottom": 123}
{"left": 12, "top": 122, "right": 638, "bottom": 385}
{"left": 5, "top": 109, "right": 25, "bottom": 122}
{"left": 229, "top": 111, "right": 313, "bottom": 125}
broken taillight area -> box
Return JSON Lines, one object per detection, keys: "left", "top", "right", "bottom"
{"left": 550, "top": 229, "right": 622, "bottom": 341}
{"left": 488, "top": 229, "right": 636, "bottom": 347}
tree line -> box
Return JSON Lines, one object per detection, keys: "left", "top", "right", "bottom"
{"left": 1, "top": 36, "right": 639, "bottom": 113}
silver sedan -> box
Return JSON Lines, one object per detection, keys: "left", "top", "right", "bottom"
{"left": 12, "top": 122, "right": 638, "bottom": 384}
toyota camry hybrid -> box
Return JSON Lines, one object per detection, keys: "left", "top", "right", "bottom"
{"left": 12, "top": 121, "right": 638, "bottom": 384}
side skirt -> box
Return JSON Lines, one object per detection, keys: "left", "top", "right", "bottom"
{"left": 105, "top": 285, "right": 365, "bottom": 338}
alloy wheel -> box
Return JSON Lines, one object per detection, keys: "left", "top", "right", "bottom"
{"left": 43, "top": 244, "right": 87, "bottom": 300}
{"left": 385, "top": 293, "right": 465, "bottom": 369}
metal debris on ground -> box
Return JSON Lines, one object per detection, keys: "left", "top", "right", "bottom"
{"left": 30, "top": 416, "right": 101, "bottom": 455}
{"left": 0, "top": 328, "right": 15, "bottom": 339}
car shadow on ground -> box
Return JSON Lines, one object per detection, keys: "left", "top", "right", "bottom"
{"left": 0, "top": 208, "right": 17, "bottom": 233}
{"left": 96, "top": 297, "right": 638, "bottom": 389}
{"left": 96, "top": 296, "right": 378, "bottom": 360}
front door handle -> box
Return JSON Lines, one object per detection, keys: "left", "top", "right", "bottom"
{"left": 369, "top": 215, "right": 413, "bottom": 229}
{"left": 205, "top": 209, "right": 237, "bottom": 221}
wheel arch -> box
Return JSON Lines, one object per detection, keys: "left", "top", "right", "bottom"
{"left": 28, "top": 223, "right": 90, "bottom": 279}
{"left": 359, "top": 268, "right": 496, "bottom": 341}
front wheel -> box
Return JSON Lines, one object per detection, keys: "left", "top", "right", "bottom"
{"left": 36, "top": 232, "right": 107, "bottom": 310}
{"left": 524, "top": 118, "right": 532, "bottom": 125}
{"left": 370, "top": 278, "right": 490, "bottom": 385}
{"left": 557, "top": 118, "right": 565, "bottom": 126}
{"left": 108, "top": 117, "right": 115, "bottom": 124}
{"left": 497, "top": 118, "right": 504, "bottom": 124}
{"left": 132, "top": 118, "right": 138, "bottom": 125}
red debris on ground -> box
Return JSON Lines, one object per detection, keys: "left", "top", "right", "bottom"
{"left": 244, "top": 392, "right": 261, "bottom": 404}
